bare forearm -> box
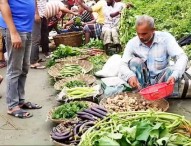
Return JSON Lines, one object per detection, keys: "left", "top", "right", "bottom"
{"left": 0, "top": 1, "right": 17, "bottom": 33}
{"left": 60, "top": 7, "right": 76, "bottom": 15}
{"left": 110, "top": 11, "right": 120, "bottom": 18}
{"left": 85, "top": 19, "right": 96, "bottom": 24}
{"left": 65, "top": 20, "right": 74, "bottom": 26}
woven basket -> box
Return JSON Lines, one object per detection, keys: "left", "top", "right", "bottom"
{"left": 54, "top": 74, "right": 96, "bottom": 91}
{"left": 48, "top": 60, "right": 93, "bottom": 79}
{"left": 55, "top": 55, "right": 89, "bottom": 63}
{"left": 51, "top": 120, "right": 77, "bottom": 146}
{"left": 53, "top": 32, "right": 83, "bottom": 47}
{"left": 99, "top": 92, "right": 169, "bottom": 112}
{"left": 48, "top": 101, "right": 97, "bottom": 124}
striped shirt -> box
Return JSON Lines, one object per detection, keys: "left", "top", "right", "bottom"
{"left": 44, "top": 0, "right": 65, "bottom": 19}
{"left": 37, "top": 0, "right": 47, "bottom": 18}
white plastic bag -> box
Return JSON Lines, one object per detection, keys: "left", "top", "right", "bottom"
{"left": 95, "top": 54, "right": 121, "bottom": 77}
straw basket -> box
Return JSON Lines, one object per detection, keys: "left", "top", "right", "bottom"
{"left": 47, "top": 60, "right": 93, "bottom": 80}
{"left": 99, "top": 92, "right": 169, "bottom": 112}
{"left": 53, "top": 32, "right": 83, "bottom": 47}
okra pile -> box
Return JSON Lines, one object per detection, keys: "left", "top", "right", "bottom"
{"left": 66, "top": 87, "right": 96, "bottom": 99}
{"left": 80, "top": 111, "right": 191, "bottom": 146}
{"left": 60, "top": 64, "right": 84, "bottom": 77}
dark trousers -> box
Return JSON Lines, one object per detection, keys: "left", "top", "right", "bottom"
{"left": 41, "top": 17, "right": 49, "bottom": 54}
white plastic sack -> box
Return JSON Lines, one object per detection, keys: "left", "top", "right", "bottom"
{"left": 95, "top": 54, "right": 121, "bottom": 77}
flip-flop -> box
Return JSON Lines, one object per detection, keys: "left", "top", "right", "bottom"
{"left": 30, "top": 65, "right": 46, "bottom": 69}
{"left": 7, "top": 109, "right": 33, "bottom": 119}
{"left": 37, "top": 58, "right": 46, "bottom": 63}
{"left": 0, "top": 61, "right": 6, "bottom": 68}
{"left": 20, "top": 102, "right": 42, "bottom": 109}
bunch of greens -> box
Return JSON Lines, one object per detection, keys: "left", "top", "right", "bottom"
{"left": 64, "top": 80, "right": 87, "bottom": 88}
{"left": 74, "top": 16, "right": 82, "bottom": 26}
{"left": 88, "top": 55, "right": 108, "bottom": 72}
{"left": 52, "top": 101, "right": 88, "bottom": 119}
{"left": 47, "top": 44, "right": 81, "bottom": 67}
{"left": 79, "top": 111, "right": 191, "bottom": 146}
{"left": 84, "top": 38, "right": 104, "bottom": 49}
{"left": 120, "top": 0, "right": 191, "bottom": 45}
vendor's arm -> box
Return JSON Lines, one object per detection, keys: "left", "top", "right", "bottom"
{"left": 60, "top": 6, "right": 78, "bottom": 16}
{"left": 110, "top": 2, "right": 133, "bottom": 18}
{"left": 64, "top": 19, "right": 75, "bottom": 28}
{"left": 0, "top": 0, "right": 21, "bottom": 49}
{"left": 118, "top": 40, "right": 136, "bottom": 82}
{"left": 166, "top": 32, "right": 188, "bottom": 81}
{"left": 78, "top": 0, "right": 93, "bottom": 12}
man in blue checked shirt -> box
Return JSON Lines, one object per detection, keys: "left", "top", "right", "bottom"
{"left": 119, "top": 15, "right": 188, "bottom": 89}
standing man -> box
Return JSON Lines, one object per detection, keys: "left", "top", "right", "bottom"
{"left": 0, "top": 0, "right": 42, "bottom": 118}
{"left": 119, "top": 15, "right": 188, "bottom": 89}
{"left": 30, "top": 0, "right": 47, "bottom": 69}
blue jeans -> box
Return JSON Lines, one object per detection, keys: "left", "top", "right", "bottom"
{"left": 6, "top": 30, "right": 32, "bottom": 109}
{"left": 31, "top": 21, "right": 41, "bottom": 64}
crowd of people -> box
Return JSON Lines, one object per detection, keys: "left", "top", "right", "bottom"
{"left": 0, "top": 0, "right": 189, "bottom": 119}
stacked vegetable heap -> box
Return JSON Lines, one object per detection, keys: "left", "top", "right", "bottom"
{"left": 80, "top": 111, "right": 191, "bottom": 146}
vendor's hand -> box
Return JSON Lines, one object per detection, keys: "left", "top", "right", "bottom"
{"left": 73, "top": 12, "right": 79, "bottom": 16}
{"left": 167, "top": 77, "right": 175, "bottom": 85}
{"left": 10, "top": 31, "right": 22, "bottom": 49}
{"left": 35, "top": 14, "right": 41, "bottom": 23}
{"left": 128, "top": 76, "right": 140, "bottom": 89}
{"left": 81, "top": 22, "right": 86, "bottom": 26}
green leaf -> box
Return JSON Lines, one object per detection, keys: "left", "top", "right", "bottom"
{"left": 107, "top": 133, "right": 123, "bottom": 140}
{"left": 98, "top": 136, "right": 120, "bottom": 146}
{"left": 136, "top": 121, "right": 152, "bottom": 141}
{"left": 120, "top": 126, "right": 136, "bottom": 139}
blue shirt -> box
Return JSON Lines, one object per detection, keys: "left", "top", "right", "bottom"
{"left": 0, "top": 0, "right": 35, "bottom": 32}
{"left": 120, "top": 31, "right": 188, "bottom": 81}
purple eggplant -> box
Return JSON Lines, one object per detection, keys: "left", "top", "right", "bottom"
{"left": 79, "top": 121, "right": 95, "bottom": 133}
{"left": 51, "top": 133, "right": 72, "bottom": 141}
{"left": 53, "top": 131, "right": 70, "bottom": 137}
{"left": 95, "top": 106, "right": 107, "bottom": 113}
{"left": 83, "top": 109, "right": 105, "bottom": 119}
{"left": 73, "top": 123, "right": 82, "bottom": 135}
{"left": 77, "top": 114, "right": 96, "bottom": 121}
{"left": 91, "top": 107, "right": 107, "bottom": 116}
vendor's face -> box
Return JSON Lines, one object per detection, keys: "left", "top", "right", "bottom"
{"left": 136, "top": 23, "right": 155, "bottom": 44}
{"left": 107, "top": 0, "right": 114, "bottom": 6}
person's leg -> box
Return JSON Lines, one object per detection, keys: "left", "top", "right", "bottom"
{"left": 6, "top": 31, "right": 26, "bottom": 110}
{"left": 18, "top": 33, "right": 32, "bottom": 105}
{"left": 102, "top": 29, "right": 112, "bottom": 45}
{"left": 155, "top": 67, "right": 174, "bottom": 84}
{"left": 111, "top": 27, "right": 120, "bottom": 45}
{"left": 41, "top": 17, "right": 50, "bottom": 56}
{"left": 30, "top": 21, "right": 41, "bottom": 65}
{"left": 128, "top": 57, "right": 150, "bottom": 88}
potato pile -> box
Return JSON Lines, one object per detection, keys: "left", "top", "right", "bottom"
{"left": 104, "top": 93, "right": 160, "bottom": 112}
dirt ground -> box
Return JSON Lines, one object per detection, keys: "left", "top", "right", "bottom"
{"left": 0, "top": 66, "right": 191, "bottom": 145}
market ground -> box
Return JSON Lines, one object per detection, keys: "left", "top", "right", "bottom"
{"left": 0, "top": 65, "right": 191, "bottom": 145}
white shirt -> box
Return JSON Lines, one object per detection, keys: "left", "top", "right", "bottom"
{"left": 37, "top": 0, "right": 47, "bottom": 18}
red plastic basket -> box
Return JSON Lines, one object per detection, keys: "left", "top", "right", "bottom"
{"left": 139, "top": 82, "right": 174, "bottom": 100}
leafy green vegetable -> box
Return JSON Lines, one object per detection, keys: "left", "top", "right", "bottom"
{"left": 47, "top": 45, "right": 81, "bottom": 67}
{"left": 64, "top": 80, "right": 87, "bottom": 88}
{"left": 79, "top": 111, "right": 191, "bottom": 146}
{"left": 88, "top": 55, "right": 108, "bottom": 72}
{"left": 120, "top": 0, "right": 191, "bottom": 45}
{"left": 84, "top": 38, "right": 104, "bottom": 49}
{"left": 52, "top": 101, "right": 88, "bottom": 119}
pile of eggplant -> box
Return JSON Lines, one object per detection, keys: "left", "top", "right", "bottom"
{"left": 50, "top": 106, "right": 108, "bottom": 145}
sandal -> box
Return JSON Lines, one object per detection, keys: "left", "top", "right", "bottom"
{"left": 20, "top": 102, "right": 42, "bottom": 109}
{"left": 7, "top": 109, "right": 33, "bottom": 119}
{"left": 0, "top": 61, "right": 6, "bottom": 68}
{"left": 37, "top": 58, "right": 46, "bottom": 63}
{"left": 30, "top": 63, "right": 46, "bottom": 69}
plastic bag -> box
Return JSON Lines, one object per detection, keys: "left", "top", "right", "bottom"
{"left": 95, "top": 54, "right": 121, "bottom": 77}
